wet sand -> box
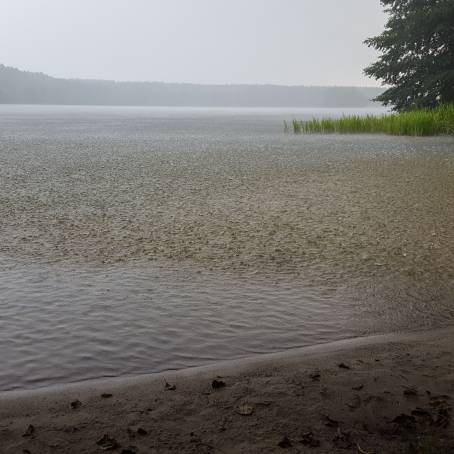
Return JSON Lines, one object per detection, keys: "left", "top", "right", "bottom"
{"left": 1, "top": 326, "right": 454, "bottom": 453}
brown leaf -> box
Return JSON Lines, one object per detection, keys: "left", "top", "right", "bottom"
{"left": 300, "top": 431, "right": 320, "bottom": 447}
{"left": 22, "top": 425, "right": 35, "bottom": 437}
{"left": 96, "top": 434, "right": 120, "bottom": 451}
{"left": 434, "top": 407, "right": 451, "bottom": 428}
{"left": 322, "top": 414, "right": 339, "bottom": 428}
{"left": 391, "top": 413, "right": 416, "bottom": 430}
{"left": 236, "top": 404, "right": 254, "bottom": 416}
{"left": 333, "top": 430, "right": 353, "bottom": 449}
{"left": 309, "top": 372, "right": 321, "bottom": 381}
{"left": 277, "top": 436, "right": 292, "bottom": 448}
{"left": 70, "top": 399, "right": 82, "bottom": 409}
{"left": 120, "top": 448, "right": 138, "bottom": 454}
{"left": 165, "top": 380, "right": 176, "bottom": 391}
{"left": 403, "top": 386, "right": 418, "bottom": 397}
{"left": 347, "top": 395, "right": 361, "bottom": 410}
{"left": 211, "top": 379, "right": 226, "bottom": 389}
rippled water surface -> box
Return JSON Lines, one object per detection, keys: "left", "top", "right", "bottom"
{"left": 1, "top": 105, "right": 454, "bottom": 391}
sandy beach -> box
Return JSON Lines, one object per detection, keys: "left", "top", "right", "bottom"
{"left": 1, "top": 326, "right": 453, "bottom": 453}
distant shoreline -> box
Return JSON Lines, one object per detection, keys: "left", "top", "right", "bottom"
{"left": 0, "top": 64, "right": 384, "bottom": 108}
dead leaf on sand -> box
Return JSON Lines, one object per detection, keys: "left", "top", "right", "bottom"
{"left": 429, "top": 394, "right": 451, "bottom": 407}
{"left": 347, "top": 395, "right": 362, "bottom": 410}
{"left": 403, "top": 386, "right": 418, "bottom": 397}
{"left": 352, "top": 384, "right": 364, "bottom": 391}
{"left": 236, "top": 404, "right": 254, "bottom": 416}
{"left": 390, "top": 405, "right": 450, "bottom": 434}
{"left": 277, "top": 435, "right": 292, "bottom": 448}
{"left": 411, "top": 407, "right": 439, "bottom": 426}
{"left": 101, "top": 393, "right": 113, "bottom": 399}
{"left": 364, "top": 394, "right": 384, "bottom": 405}
{"left": 70, "top": 399, "right": 82, "bottom": 409}
{"left": 164, "top": 380, "right": 176, "bottom": 391}
{"left": 333, "top": 429, "right": 353, "bottom": 449}
{"left": 391, "top": 413, "right": 416, "bottom": 430}
{"left": 433, "top": 406, "right": 451, "bottom": 428}
{"left": 212, "top": 379, "right": 226, "bottom": 389}
{"left": 96, "top": 434, "right": 120, "bottom": 451}
{"left": 120, "top": 447, "right": 138, "bottom": 454}
{"left": 22, "top": 425, "right": 35, "bottom": 437}
{"left": 411, "top": 408, "right": 431, "bottom": 418}
{"left": 322, "top": 414, "right": 339, "bottom": 428}
{"left": 309, "top": 372, "right": 321, "bottom": 381}
{"left": 189, "top": 431, "right": 201, "bottom": 442}
{"left": 320, "top": 386, "right": 329, "bottom": 397}
{"left": 300, "top": 431, "right": 320, "bottom": 447}
{"left": 338, "top": 363, "right": 350, "bottom": 370}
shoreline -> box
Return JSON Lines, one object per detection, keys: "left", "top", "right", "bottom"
{"left": 0, "top": 325, "right": 451, "bottom": 399}
{"left": 2, "top": 325, "right": 454, "bottom": 453}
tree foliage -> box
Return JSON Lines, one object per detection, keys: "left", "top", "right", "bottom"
{"left": 364, "top": 0, "right": 454, "bottom": 111}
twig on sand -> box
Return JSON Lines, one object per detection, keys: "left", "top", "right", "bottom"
{"left": 357, "top": 443, "right": 374, "bottom": 454}
{"left": 196, "top": 442, "right": 228, "bottom": 454}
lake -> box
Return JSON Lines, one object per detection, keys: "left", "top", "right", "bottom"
{"left": 1, "top": 105, "right": 454, "bottom": 391}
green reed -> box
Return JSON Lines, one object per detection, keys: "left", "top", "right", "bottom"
{"left": 289, "top": 104, "right": 454, "bottom": 136}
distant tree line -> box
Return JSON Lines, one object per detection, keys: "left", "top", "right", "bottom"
{"left": 0, "top": 65, "right": 383, "bottom": 108}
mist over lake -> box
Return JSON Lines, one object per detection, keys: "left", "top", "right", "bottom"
{"left": 1, "top": 105, "right": 454, "bottom": 391}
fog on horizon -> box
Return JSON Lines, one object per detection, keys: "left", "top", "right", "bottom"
{"left": 0, "top": 0, "right": 385, "bottom": 87}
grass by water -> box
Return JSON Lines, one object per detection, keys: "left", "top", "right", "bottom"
{"left": 288, "top": 104, "right": 454, "bottom": 136}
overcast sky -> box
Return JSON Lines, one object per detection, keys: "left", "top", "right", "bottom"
{"left": 0, "top": 0, "right": 386, "bottom": 86}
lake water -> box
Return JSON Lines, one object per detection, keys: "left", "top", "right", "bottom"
{"left": 1, "top": 105, "right": 454, "bottom": 391}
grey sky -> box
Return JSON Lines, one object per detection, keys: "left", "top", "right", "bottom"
{"left": 0, "top": 0, "right": 385, "bottom": 86}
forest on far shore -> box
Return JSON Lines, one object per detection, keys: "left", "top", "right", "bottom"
{"left": 0, "top": 64, "right": 383, "bottom": 108}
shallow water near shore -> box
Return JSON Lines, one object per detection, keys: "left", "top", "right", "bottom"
{"left": 1, "top": 105, "right": 454, "bottom": 391}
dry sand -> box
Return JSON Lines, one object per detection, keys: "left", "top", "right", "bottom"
{"left": 1, "top": 326, "right": 454, "bottom": 453}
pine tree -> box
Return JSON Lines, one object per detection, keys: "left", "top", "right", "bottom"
{"left": 364, "top": 0, "right": 454, "bottom": 111}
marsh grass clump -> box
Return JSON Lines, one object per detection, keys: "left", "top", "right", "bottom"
{"left": 290, "top": 104, "right": 454, "bottom": 136}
